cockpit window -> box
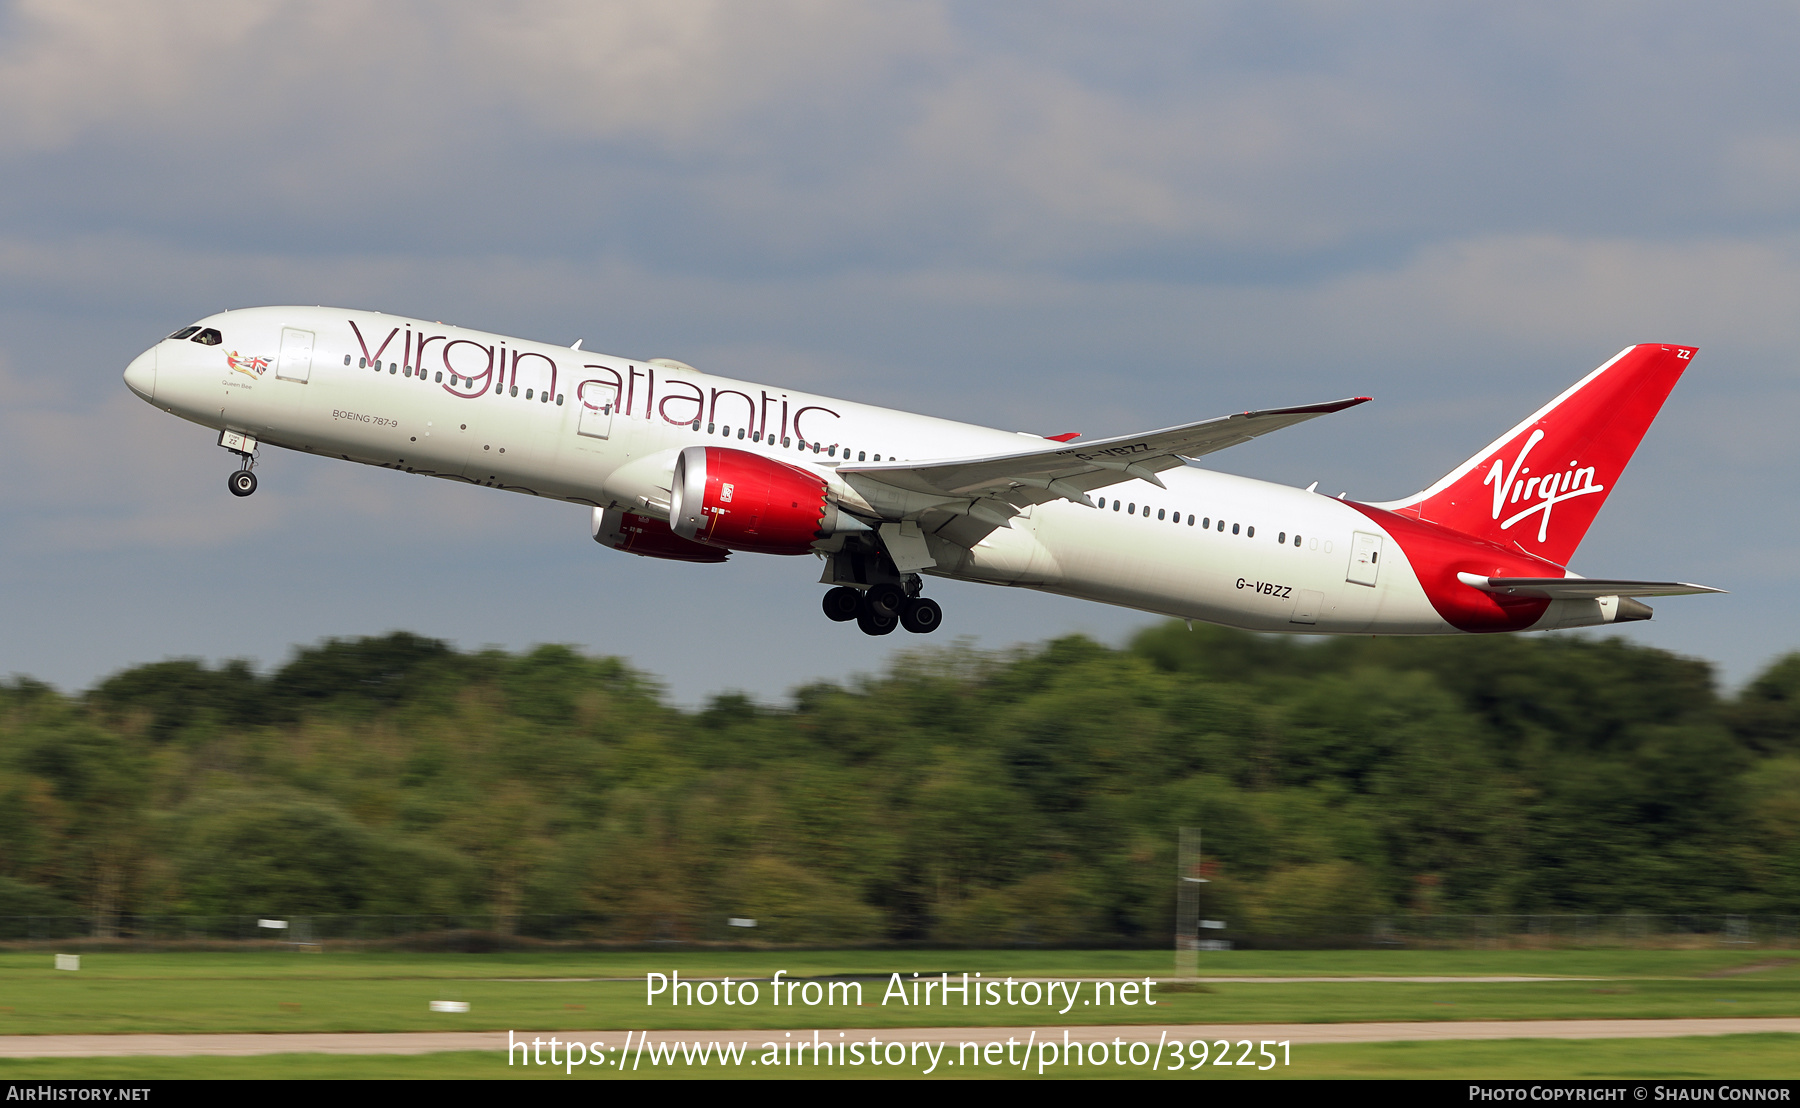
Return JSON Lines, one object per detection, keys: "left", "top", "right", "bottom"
{"left": 192, "top": 328, "right": 223, "bottom": 346}
{"left": 168, "top": 326, "right": 200, "bottom": 340}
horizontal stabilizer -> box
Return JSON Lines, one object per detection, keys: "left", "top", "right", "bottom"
{"left": 1456, "top": 573, "right": 1725, "bottom": 600}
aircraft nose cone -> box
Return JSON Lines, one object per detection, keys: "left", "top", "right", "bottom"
{"left": 123, "top": 346, "right": 157, "bottom": 401}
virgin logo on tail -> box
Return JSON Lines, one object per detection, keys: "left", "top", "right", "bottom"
{"left": 1482, "top": 428, "right": 1606, "bottom": 544}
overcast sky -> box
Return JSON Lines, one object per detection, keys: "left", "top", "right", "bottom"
{"left": 3, "top": 1, "right": 1798, "bottom": 702}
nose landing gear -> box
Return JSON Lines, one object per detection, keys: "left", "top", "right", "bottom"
{"left": 219, "top": 429, "right": 260, "bottom": 497}
{"left": 823, "top": 582, "right": 942, "bottom": 636}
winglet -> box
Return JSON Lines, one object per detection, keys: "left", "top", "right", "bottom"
{"left": 1245, "top": 396, "right": 1370, "bottom": 417}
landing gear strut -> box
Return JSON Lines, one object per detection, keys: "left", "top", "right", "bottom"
{"left": 824, "top": 582, "right": 943, "bottom": 636}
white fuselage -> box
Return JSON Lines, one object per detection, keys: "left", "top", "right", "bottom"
{"left": 125, "top": 306, "right": 1607, "bottom": 635}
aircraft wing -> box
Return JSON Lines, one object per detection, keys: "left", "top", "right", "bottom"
{"left": 1456, "top": 574, "right": 1726, "bottom": 599}
{"left": 836, "top": 396, "right": 1371, "bottom": 503}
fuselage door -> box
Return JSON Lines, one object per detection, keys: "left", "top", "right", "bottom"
{"left": 1347, "top": 531, "right": 1383, "bottom": 586}
{"left": 275, "top": 328, "right": 314, "bottom": 383}
{"left": 578, "top": 401, "right": 614, "bottom": 440}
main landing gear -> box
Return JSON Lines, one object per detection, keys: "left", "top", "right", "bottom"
{"left": 228, "top": 469, "right": 258, "bottom": 497}
{"left": 821, "top": 583, "right": 943, "bottom": 636}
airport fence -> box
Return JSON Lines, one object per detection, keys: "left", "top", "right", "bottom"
{"left": 0, "top": 912, "right": 1797, "bottom": 949}
{"left": 1199, "top": 913, "right": 1800, "bottom": 950}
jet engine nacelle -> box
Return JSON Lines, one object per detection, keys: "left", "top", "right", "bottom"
{"left": 592, "top": 506, "right": 730, "bottom": 563}
{"left": 670, "top": 446, "right": 851, "bottom": 555}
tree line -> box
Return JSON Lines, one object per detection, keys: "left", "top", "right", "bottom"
{"left": 0, "top": 624, "right": 1796, "bottom": 942}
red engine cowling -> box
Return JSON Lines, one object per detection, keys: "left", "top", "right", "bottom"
{"left": 669, "top": 446, "right": 829, "bottom": 555}
{"left": 592, "top": 506, "right": 729, "bottom": 563}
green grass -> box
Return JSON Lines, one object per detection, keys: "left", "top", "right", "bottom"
{"left": 0, "top": 1034, "right": 1795, "bottom": 1079}
{"left": 0, "top": 950, "right": 1794, "bottom": 1035}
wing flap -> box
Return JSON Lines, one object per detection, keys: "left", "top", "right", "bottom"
{"left": 1456, "top": 573, "right": 1726, "bottom": 600}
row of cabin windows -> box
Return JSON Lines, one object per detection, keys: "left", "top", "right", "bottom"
{"left": 347, "top": 354, "right": 564, "bottom": 404}
{"left": 683, "top": 417, "right": 886, "bottom": 461}
{"left": 590, "top": 404, "right": 893, "bottom": 462}
{"left": 1092, "top": 496, "right": 1305, "bottom": 548}
{"left": 168, "top": 326, "right": 222, "bottom": 346}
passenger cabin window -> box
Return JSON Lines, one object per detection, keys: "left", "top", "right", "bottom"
{"left": 1187, "top": 514, "right": 1195, "bottom": 525}
{"left": 525, "top": 388, "right": 533, "bottom": 399}
{"left": 1232, "top": 523, "right": 1240, "bottom": 535}
{"left": 192, "top": 328, "right": 223, "bottom": 346}
{"left": 1247, "top": 526, "right": 1255, "bottom": 538}
{"left": 1294, "top": 534, "right": 1302, "bottom": 547}
{"left": 858, "top": 451, "right": 866, "bottom": 461}
{"left": 168, "top": 326, "right": 200, "bottom": 340}
{"left": 1157, "top": 509, "right": 1165, "bottom": 520}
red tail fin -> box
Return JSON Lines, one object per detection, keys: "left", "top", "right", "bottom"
{"left": 1379, "top": 344, "right": 1694, "bottom": 567}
